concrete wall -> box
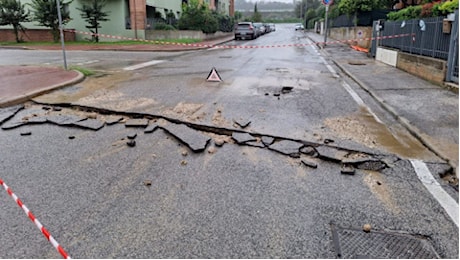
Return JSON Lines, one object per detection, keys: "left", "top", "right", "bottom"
{"left": 375, "top": 47, "right": 447, "bottom": 85}
{"left": 376, "top": 47, "right": 398, "bottom": 67}
{"left": 329, "top": 27, "right": 373, "bottom": 49}
{"left": 146, "top": 30, "right": 232, "bottom": 41}
{"left": 397, "top": 52, "right": 447, "bottom": 85}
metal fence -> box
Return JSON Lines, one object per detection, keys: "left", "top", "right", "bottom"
{"left": 379, "top": 16, "right": 452, "bottom": 60}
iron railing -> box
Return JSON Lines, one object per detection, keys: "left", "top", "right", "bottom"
{"left": 380, "top": 16, "right": 451, "bottom": 60}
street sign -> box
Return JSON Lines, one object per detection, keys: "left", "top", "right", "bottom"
{"left": 322, "top": 0, "right": 333, "bottom": 5}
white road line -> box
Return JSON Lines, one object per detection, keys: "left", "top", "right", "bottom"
{"left": 410, "top": 159, "right": 459, "bottom": 227}
{"left": 309, "top": 37, "right": 459, "bottom": 226}
{"left": 123, "top": 60, "right": 165, "bottom": 71}
{"left": 76, "top": 60, "right": 99, "bottom": 66}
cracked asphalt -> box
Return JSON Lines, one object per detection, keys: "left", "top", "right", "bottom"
{"left": 0, "top": 24, "right": 458, "bottom": 258}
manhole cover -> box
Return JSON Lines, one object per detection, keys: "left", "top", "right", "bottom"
{"left": 331, "top": 223, "right": 439, "bottom": 258}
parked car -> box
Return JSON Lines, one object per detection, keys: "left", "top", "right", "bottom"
{"left": 295, "top": 23, "right": 304, "bottom": 31}
{"left": 253, "top": 23, "right": 266, "bottom": 36}
{"left": 268, "top": 23, "right": 276, "bottom": 32}
{"left": 234, "top": 22, "right": 257, "bottom": 40}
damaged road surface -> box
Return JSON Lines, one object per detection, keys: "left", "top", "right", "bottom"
{"left": 0, "top": 103, "right": 457, "bottom": 258}
{"left": 0, "top": 24, "right": 458, "bottom": 258}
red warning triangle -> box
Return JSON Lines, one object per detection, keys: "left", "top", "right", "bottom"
{"left": 206, "top": 67, "right": 222, "bottom": 82}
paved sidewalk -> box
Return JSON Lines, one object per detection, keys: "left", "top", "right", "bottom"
{"left": 305, "top": 31, "right": 458, "bottom": 175}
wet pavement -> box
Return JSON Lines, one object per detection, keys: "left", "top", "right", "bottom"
{"left": 0, "top": 29, "right": 458, "bottom": 258}
{"left": 305, "top": 31, "right": 458, "bottom": 177}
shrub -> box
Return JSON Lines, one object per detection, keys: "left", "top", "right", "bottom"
{"left": 387, "top": 5, "right": 422, "bottom": 20}
{"left": 438, "top": 0, "right": 459, "bottom": 15}
{"left": 215, "top": 13, "right": 234, "bottom": 32}
{"left": 178, "top": 0, "right": 218, "bottom": 34}
{"left": 153, "top": 23, "right": 176, "bottom": 30}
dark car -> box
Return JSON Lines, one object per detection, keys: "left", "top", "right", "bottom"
{"left": 253, "top": 22, "right": 266, "bottom": 36}
{"left": 234, "top": 22, "right": 257, "bottom": 40}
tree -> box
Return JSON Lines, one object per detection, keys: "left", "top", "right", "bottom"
{"left": 30, "top": 0, "right": 72, "bottom": 42}
{"left": 338, "top": 0, "right": 379, "bottom": 25}
{"left": 0, "top": 0, "right": 30, "bottom": 42}
{"left": 295, "top": 0, "right": 321, "bottom": 20}
{"left": 77, "top": 0, "right": 109, "bottom": 42}
{"left": 252, "top": 2, "right": 262, "bottom": 22}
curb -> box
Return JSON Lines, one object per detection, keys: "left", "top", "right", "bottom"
{"left": 305, "top": 34, "right": 457, "bottom": 174}
{"left": 331, "top": 59, "right": 456, "bottom": 174}
{"left": 0, "top": 70, "right": 85, "bottom": 108}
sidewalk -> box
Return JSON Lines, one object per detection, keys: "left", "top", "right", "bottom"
{"left": 305, "top": 31, "right": 458, "bottom": 176}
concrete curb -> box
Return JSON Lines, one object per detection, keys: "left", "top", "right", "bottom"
{"left": 305, "top": 34, "right": 456, "bottom": 173}
{"left": 331, "top": 59, "right": 456, "bottom": 173}
{"left": 0, "top": 70, "right": 85, "bottom": 108}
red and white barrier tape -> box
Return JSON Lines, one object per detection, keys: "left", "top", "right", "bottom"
{"left": 66, "top": 29, "right": 412, "bottom": 49}
{"left": 0, "top": 178, "right": 71, "bottom": 259}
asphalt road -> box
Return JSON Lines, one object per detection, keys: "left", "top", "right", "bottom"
{"left": 0, "top": 24, "right": 458, "bottom": 258}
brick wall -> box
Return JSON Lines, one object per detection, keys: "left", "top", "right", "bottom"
{"left": 0, "top": 29, "right": 76, "bottom": 42}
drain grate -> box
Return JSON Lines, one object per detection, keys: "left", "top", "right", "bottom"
{"left": 331, "top": 224, "right": 439, "bottom": 259}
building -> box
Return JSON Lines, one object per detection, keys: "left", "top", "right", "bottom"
{"left": 0, "top": 0, "right": 234, "bottom": 42}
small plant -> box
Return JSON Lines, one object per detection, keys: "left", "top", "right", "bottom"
{"left": 69, "top": 66, "right": 95, "bottom": 76}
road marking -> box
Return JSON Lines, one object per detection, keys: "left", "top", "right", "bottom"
{"left": 309, "top": 37, "right": 459, "bottom": 226}
{"left": 410, "top": 159, "right": 459, "bottom": 227}
{"left": 123, "top": 60, "right": 165, "bottom": 71}
{"left": 76, "top": 60, "right": 99, "bottom": 66}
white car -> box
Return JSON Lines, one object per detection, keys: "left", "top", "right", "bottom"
{"left": 295, "top": 23, "right": 304, "bottom": 30}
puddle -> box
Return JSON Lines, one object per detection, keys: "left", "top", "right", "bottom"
{"left": 324, "top": 107, "right": 437, "bottom": 160}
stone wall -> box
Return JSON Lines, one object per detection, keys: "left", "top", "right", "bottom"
{"left": 0, "top": 29, "right": 75, "bottom": 42}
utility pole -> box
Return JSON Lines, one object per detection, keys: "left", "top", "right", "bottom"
{"left": 322, "top": 0, "right": 333, "bottom": 47}
{"left": 56, "top": 0, "right": 67, "bottom": 70}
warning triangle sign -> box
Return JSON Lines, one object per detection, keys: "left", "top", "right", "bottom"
{"left": 206, "top": 67, "right": 222, "bottom": 82}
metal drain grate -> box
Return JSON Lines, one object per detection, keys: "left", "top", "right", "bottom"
{"left": 331, "top": 224, "right": 439, "bottom": 259}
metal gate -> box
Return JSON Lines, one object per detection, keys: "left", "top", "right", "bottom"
{"left": 447, "top": 10, "right": 459, "bottom": 83}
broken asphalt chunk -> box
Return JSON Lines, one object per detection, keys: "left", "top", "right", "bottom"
{"left": 47, "top": 114, "right": 86, "bottom": 126}
{"left": 73, "top": 118, "right": 105, "bottom": 131}
{"left": 356, "top": 160, "right": 387, "bottom": 171}
{"left": 316, "top": 146, "right": 349, "bottom": 162}
{"left": 269, "top": 140, "right": 303, "bottom": 158}
{"left": 0, "top": 105, "right": 24, "bottom": 125}
{"left": 232, "top": 132, "right": 257, "bottom": 144}
{"left": 301, "top": 158, "right": 318, "bottom": 169}
{"left": 105, "top": 116, "right": 123, "bottom": 125}
{"left": 245, "top": 141, "right": 265, "bottom": 148}
{"left": 261, "top": 136, "right": 275, "bottom": 146}
{"left": 300, "top": 146, "right": 317, "bottom": 156}
{"left": 125, "top": 119, "right": 149, "bottom": 127}
{"left": 162, "top": 123, "right": 211, "bottom": 153}
{"left": 127, "top": 140, "right": 136, "bottom": 147}
{"left": 144, "top": 124, "right": 158, "bottom": 134}
{"left": 341, "top": 164, "right": 355, "bottom": 175}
